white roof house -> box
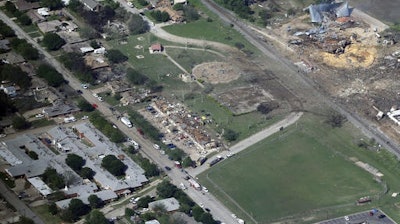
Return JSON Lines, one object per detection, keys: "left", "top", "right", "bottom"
{"left": 145, "top": 220, "right": 161, "bottom": 224}
{"left": 37, "top": 7, "right": 50, "bottom": 16}
{"left": 28, "top": 177, "right": 52, "bottom": 196}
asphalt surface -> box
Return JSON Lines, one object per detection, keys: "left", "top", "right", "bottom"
{"left": 318, "top": 210, "right": 396, "bottom": 224}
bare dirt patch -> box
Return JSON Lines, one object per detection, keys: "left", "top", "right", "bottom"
{"left": 215, "top": 86, "right": 275, "bottom": 115}
{"left": 319, "top": 44, "right": 377, "bottom": 68}
{"left": 192, "top": 62, "right": 241, "bottom": 84}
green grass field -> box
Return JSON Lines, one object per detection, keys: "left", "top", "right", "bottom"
{"left": 199, "top": 114, "right": 387, "bottom": 223}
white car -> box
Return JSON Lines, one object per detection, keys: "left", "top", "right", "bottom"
{"left": 203, "top": 187, "right": 209, "bottom": 193}
{"left": 97, "top": 97, "right": 104, "bottom": 102}
{"left": 81, "top": 84, "right": 89, "bottom": 89}
{"left": 35, "top": 114, "right": 44, "bottom": 118}
{"left": 153, "top": 144, "right": 160, "bottom": 150}
{"left": 92, "top": 93, "right": 98, "bottom": 98}
{"left": 344, "top": 216, "right": 349, "bottom": 221}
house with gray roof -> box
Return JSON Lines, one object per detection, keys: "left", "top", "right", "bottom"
{"left": 42, "top": 102, "right": 80, "bottom": 118}
{"left": 80, "top": 0, "right": 100, "bottom": 11}
{"left": 55, "top": 190, "right": 117, "bottom": 209}
{"left": 148, "top": 197, "right": 180, "bottom": 212}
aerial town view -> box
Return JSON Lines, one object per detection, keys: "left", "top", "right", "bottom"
{"left": 1, "top": 0, "right": 400, "bottom": 223}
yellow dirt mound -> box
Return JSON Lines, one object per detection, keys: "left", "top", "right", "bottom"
{"left": 320, "top": 44, "right": 377, "bottom": 68}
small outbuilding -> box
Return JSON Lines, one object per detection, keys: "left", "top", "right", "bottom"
{"left": 149, "top": 43, "right": 163, "bottom": 54}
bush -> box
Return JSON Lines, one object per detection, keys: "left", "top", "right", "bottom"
{"left": 105, "top": 49, "right": 128, "bottom": 64}
{"left": 150, "top": 10, "right": 170, "bottom": 22}
{"left": 12, "top": 116, "right": 31, "bottom": 130}
{"left": 223, "top": 129, "right": 239, "bottom": 142}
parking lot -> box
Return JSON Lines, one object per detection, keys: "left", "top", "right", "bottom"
{"left": 318, "top": 210, "right": 396, "bottom": 224}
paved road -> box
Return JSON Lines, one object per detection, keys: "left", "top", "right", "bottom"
{"left": 318, "top": 210, "right": 396, "bottom": 224}
{"left": 0, "top": 180, "right": 45, "bottom": 224}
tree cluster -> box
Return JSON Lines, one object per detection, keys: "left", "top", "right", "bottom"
{"left": 150, "top": 10, "right": 170, "bottom": 22}
{"left": 182, "top": 5, "right": 200, "bottom": 22}
{"left": 37, "top": 64, "right": 65, "bottom": 87}
{"left": 0, "top": 92, "right": 16, "bottom": 117}
{"left": 132, "top": 154, "right": 159, "bottom": 177}
{"left": 105, "top": 49, "right": 128, "bottom": 64}
{"left": 40, "top": 0, "right": 64, "bottom": 10}
{"left": 156, "top": 180, "right": 217, "bottom": 223}
{"left": 101, "top": 155, "right": 127, "bottom": 177}
{"left": 223, "top": 129, "right": 239, "bottom": 142}
{"left": 218, "top": 0, "right": 253, "bottom": 19}
{"left": 4, "top": 1, "right": 32, "bottom": 26}
{"left": 60, "top": 199, "right": 90, "bottom": 222}
{"left": 42, "top": 167, "right": 65, "bottom": 190}
{"left": 127, "top": 68, "right": 148, "bottom": 85}
{"left": 325, "top": 110, "right": 347, "bottom": 128}
{"left": 65, "top": 154, "right": 95, "bottom": 179}
{"left": 127, "top": 14, "right": 149, "bottom": 35}
{"left": 128, "top": 111, "right": 161, "bottom": 142}
{"left": 77, "top": 99, "right": 95, "bottom": 112}
{"left": 42, "top": 33, "right": 66, "bottom": 51}
{"left": 69, "top": 0, "right": 117, "bottom": 33}
{"left": 59, "top": 52, "right": 95, "bottom": 84}
{"left": 89, "top": 112, "right": 126, "bottom": 143}
{"left": 12, "top": 116, "right": 31, "bottom": 130}
{"left": 257, "top": 101, "right": 279, "bottom": 115}
{"left": 0, "top": 63, "right": 31, "bottom": 88}
{"left": 10, "top": 38, "right": 39, "bottom": 60}
{"left": 85, "top": 209, "right": 109, "bottom": 224}
{"left": 0, "top": 20, "right": 15, "bottom": 38}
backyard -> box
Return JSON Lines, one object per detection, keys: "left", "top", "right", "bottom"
{"left": 198, "top": 114, "right": 397, "bottom": 223}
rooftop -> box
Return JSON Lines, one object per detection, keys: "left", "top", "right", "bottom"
{"left": 148, "top": 197, "right": 180, "bottom": 212}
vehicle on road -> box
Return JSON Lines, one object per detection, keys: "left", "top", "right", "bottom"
{"left": 378, "top": 214, "right": 386, "bottom": 219}
{"left": 205, "top": 208, "right": 210, "bottom": 212}
{"left": 209, "top": 156, "right": 224, "bottom": 167}
{"left": 344, "top": 216, "right": 349, "bottom": 221}
{"left": 165, "top": 166, "right": 171, "bottom": 171}
{"left": 153, "top": 144, "right": 160, "bottom": 150}
{"left": 77, "top": 90, "right": 83, "bottom": 94}
{"left": 203, "top": 187, "right": 208, "bottom": 193}
{"left": 120, "top": 116, "right": 133, "bottom": 128}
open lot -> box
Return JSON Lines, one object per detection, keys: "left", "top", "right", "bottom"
{"left": 198, "top": 114, "right": 385, "bottom": 223}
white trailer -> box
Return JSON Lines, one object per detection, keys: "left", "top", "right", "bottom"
{"left": 120, "top": 117, "right": 132, "bottom": 128}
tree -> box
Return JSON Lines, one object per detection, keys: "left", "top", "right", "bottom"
{"left": 0, "top": 92, "right": 16, "bottom": 116}
{"left": 80, "top": 167, "right": 94, "bottom": 179}
{"left": 223, "top": 129, "right": 239, "bottom": 142}
{"left": 17, "top": 216, "right": 34, "bottom": 224}
{"left": 101, "top": 155, "right": 127, "bottom": 177}
{"left": 85, "top": 210, "right": 109, "bottom": 224}
{"left": 137, "top": 195, "right": 153, "bottom": 208}
{"left": 257, "top": 101, "right": 278, "bottom": 115}
{"left": 127, "top": 68, "right": 148, "bottom": 85}
{"left": 183, "top": 5, "right": 199, "bottom": 21}
{"left": 12, "top": 116, "right": 31, "bottom": 130}
{"left": 68, "top": 198, "right": 90, "bottom": 220}
{"left": 48, "top": 202, "right": 58, "bottom": 215}
{"left": 77, "top": 99, "right": 95, "bottom": 112}
{"left": 37, "top": 64, "right": 65, "bottom": 87}
{"left": 59, "top": 209, "right": 74, "bottom": 222}
{"left": 105, "top": 49, "right": 128, "bottom": 64}
{"left": 65, "top": 154, "right": 85, "bottom": 171}
{"left": 0, "top": 20, "right": 15, "bottom": 37}
{"left": 17, "top": 14, "right": 32, "bottom": 26}
{"left": 150, "top": 10, "right": 170, "bottom": 22}
{"left": 200, "top": 212, "right": 216, "bottom": 224}
{"left": 42, "top": 168, "right": 65, "bottom": 190}
{"left": 182, "top": 157, "right": 194, "bottom": 168}
{"left": 192, "top": 205, "right": 204, "bottom": 221}
{"left": 42, "top": 33, "right": 66, "bottom": 51}
{"left": 127, "top": 14, "right": 149, "bottom": 35}
{"left": 157, "top": 180, "right": 177, "bottom": 198}
{"left": 1, "top": 63, "right": 31, "bottom": 88}
{"left": 28, "top": 151, "right": 38, "bottom": 160}
{"left": 41, "top": 0, "right": 64, "bottom": 10}
{"left": 88, "top": 194, "right": 103, "bottom": 209}
{"left": 325, "top": 110, "right": 346, "bottom": 128}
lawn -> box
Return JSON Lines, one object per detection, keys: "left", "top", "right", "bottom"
{"left": 198, "top": 114, "right": 384, "bottom": 223}
{"left": 31, "top": 205, "right": 64, "bottom": 224}
{"left": 184, "top": 94, "right": 284, "bottom": 142}
{"left": 165, "top": 47, "right": 223, "bottom": 71}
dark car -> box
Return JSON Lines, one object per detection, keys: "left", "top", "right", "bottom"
{"left": 167, "top": 143, "right": 176, "bottom": 149}
{"left": 164, "top": 166, "right": 171, "bottom": 171}
{"left": 77, "top": 90, "right": 83, "bottom": 94}
{"left": 378, "top": 214, "right": 386, "bottom": 219}
{"left": 205, "top": 208, "right": 210, "bottom": 212}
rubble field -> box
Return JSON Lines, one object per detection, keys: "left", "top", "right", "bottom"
{"left": 192, "top": 62, "right": 241, "bottom": 84}
{"left": 264, "top": 2, "right": 400, "bottom": 144}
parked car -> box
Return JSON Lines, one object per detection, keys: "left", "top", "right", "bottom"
{"left": 164, "top": 166, "right": 171, "bottom": 171}
{"left": 153, "top": 144, "right": 160, "bottom": 150}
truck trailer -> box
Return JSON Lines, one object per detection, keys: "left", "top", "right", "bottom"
{"left": 120, "top": 117, "right": 133, "bottom": 128}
